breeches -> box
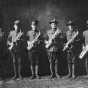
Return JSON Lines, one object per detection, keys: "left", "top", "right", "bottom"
{"left": 48, "top": 52, "right": 58, "bottom": 64}
{"left": 28, "top": 51, "right": 40, "bottom": 66}
{"left": 67, "top": 50, "right": 75, "bottom": 64}
{"left": 11, "top": 51, "right": 21, "bottom": 67}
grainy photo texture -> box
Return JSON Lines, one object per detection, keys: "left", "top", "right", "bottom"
{"left": 0, "top": 0, "right": 88, "bottom": 88}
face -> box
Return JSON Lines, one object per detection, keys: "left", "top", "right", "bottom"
{"left": 68, "top": 25, "right": 73, "bottom": 31}
{"left": 31, "top": 22, "right": 37, "bottom": 31}
{"left": 50, "top": 23, "right": 57, "bottom": 30}
{"left": 14, "top": 24, "right": 18, "bottom": 31}
{"left": 86, "top": 20, "right": 88, "bottom": 26}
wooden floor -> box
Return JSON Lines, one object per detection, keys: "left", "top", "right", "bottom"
{"left": 1, "top": 76, "right": 88, "bottom": 88}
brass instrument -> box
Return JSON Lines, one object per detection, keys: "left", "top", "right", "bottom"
{"left": 7, "top": 30, "right": 23, "bottom": 50}
{"left": 63, "top": 31, "right": 78, "bottom": 51}
{"left": 45, "top": 29, "right": 60, "bottom": 49}
{"left": 79, "top": 45, "right": 88, "bottom": 59}
{"left": 27, "top": 31, "right": 40, "bottom": 50}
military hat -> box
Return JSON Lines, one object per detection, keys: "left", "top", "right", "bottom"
{"left": 66, "top": 20, "right": 72, "bottom": 25}
{"left": 14, "top": 20, "right": 20, "bottom": 24}
{"left": 66, "top": 20, "right": 75, "bottom": 26}
{"left": 49, "top": 18, "right": 58, "bottom": 24}
{"left": 31, "top": 20, "right": 39, "bottom": 25}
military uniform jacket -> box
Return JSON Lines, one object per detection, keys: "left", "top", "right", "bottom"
{"left": 8, "top": 30, "right": 23, "bottom": 53}
{"left": 66, "top": 30, "right": 76, "bottom": 48}
{"left": 46, "top": 28, "right": 62, "bottom": 52}
{"left": 66, "top": 29, "right": 83, "bottom": 56}
{"left": 83, "top": 30, "right": 88, "bottom": 45}
{"left": 27, "top": 30, "right": 44, "bottom": 52}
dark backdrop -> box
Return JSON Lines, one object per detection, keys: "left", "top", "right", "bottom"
{"left": 0, "top": 0, "right": 87, "bottom": 79}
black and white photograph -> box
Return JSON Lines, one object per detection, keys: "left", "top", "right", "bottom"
{"left": 0, "top": 0, "right": 88, "bottom": 88}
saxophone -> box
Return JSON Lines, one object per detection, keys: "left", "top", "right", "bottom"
{"left": 63, "top": 31, "right": 79, "bottom": 51}
{"left": 27, "top": 31, "right": 40, "bottom": 50}
{"left": 45, "top": 29, "right": 60, "bottom": 49}
{"left": 79, "top": 45, "right": 88, "bottom": 59}
{"left": 8, "top": 30, "right": 23, "bottom": 50}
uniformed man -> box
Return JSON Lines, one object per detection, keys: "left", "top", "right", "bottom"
{"left": 0, "top": 28, "right": 4, "bottom": 80}
{"left": 26, "top": 20, "right": 44, "bottom": 79}
{"left": 0, "top": 28, "right": 4, "bottom": 55}
{"left": 64, "top": 20, "right": 82, "bottom": 79}
{"left": 82, "top": 19, "right": 88, "bottom": 75}
{"left": 45, "top": 18, "right": 62, "bottom": 79}
{"left": 7, "top": 20, "right": 23, "bottom": 80}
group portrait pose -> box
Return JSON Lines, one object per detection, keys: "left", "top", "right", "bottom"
{"left": 0, "top": 16, "right": 88, "bottom": 81}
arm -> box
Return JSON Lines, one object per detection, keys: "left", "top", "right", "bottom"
{"left": 7, "top": 32, "right": 12, "bottom": 45}
{"left": 44, "top": 32, "right": 49, "bottom": 44}
{"left": 82, "top": 32, "right": 85, "bottom": 49}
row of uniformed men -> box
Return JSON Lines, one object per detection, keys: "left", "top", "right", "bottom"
{"left": 6, "top": 18, "right": 88, "bottom": 80}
